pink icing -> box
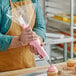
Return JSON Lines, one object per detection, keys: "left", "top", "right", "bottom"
{"left": 29, "top": 39, "right": 47, "bottom": 58}
{"left": 48, "top": 64, "right": 57, "bottom": 72}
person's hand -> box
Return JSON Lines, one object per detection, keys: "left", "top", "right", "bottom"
{"left": 38, "top": 36, "right": 43, "bottom": 46}
{"left": 29, "top": 36, "right": 43, "bottom": 59}
{"left": 20, "top": 27, "right": 38, "bottom": 45}
{"left": 29, "top": 45, "right": 43, "bottom": 59}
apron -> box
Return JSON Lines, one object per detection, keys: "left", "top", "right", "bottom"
{"left": 0, "top": 0, "right": 36, "bottom": 72}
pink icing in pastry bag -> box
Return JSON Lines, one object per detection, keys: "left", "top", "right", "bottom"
{"left": 18, "top": 16, "right": 51, "bottom": 64}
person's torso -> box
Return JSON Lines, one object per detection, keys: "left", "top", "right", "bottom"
{"left": 0, "top": 0, "right": 36, "bottom": 72}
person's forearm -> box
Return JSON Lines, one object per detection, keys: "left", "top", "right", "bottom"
{"left": 9, "top": 36, "right": 24, "bottom": 49}
{"left": 0, "top": 33, "right": 13, "bottom": 51}
{"left": 33, "top": 0, "right": 46, "bottom": 42}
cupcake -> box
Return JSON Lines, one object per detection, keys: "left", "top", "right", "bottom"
{"left": 47, "top": 64, "right": 58, "bottom": 76}
{"left": 67, "top": 59, "right": 75, "bottom": 67}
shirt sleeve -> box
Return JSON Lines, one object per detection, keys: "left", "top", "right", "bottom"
{"left": 0, "top": 2, "right": 13, "bottom": 51}
{"left": 0, "top": 33, "right": 13, "bottom": 51}
{"left": 33, "top": 0, "right": 46, "bottom": 42}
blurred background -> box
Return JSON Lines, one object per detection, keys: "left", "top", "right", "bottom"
{"left": 36, "top": 0, "right": 76, "bottom": 65}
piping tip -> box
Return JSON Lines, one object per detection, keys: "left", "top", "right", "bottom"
{"left": 47, "top": 60, "right": 51, "bottom": 64}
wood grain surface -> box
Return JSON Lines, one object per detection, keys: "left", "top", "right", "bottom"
{"left": 1, "top": 62, "right": 75, "bottom": 76}
{"left": 0, "top": 65, "right": 50, "bottom": 76}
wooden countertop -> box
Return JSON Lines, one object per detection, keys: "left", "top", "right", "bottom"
{"left": 0, "top": 65, "right": 50, "bottom": 76}
{"left": 0, "top": 62, "right": 67, "bottom": 76}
